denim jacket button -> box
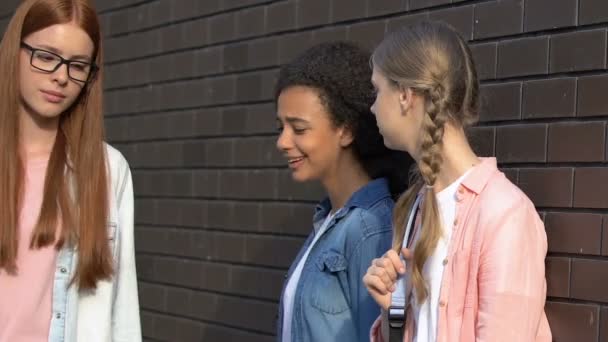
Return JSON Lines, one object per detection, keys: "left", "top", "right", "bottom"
{"left": 56, "top": 312, "right": 62, "bottom": 319}
{"left": 60, "top": 267, "right": 67, "bottom": 274}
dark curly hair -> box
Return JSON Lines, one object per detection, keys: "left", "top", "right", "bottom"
{"left": 274, "top": 41, "right": 414, "bottom": 197}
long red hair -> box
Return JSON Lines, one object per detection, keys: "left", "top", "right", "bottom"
{"left": 0, "top": 0, "right": 112, "bottom": 290}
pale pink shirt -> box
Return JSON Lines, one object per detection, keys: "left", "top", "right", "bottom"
{"left": 0, "top": 157, "right": 57, "bottom": 342}
{"left": 371, "top": 158, "right": 552, "bottom": 342}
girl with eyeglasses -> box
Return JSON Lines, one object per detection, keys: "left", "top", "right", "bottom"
{"left": 0, "top": 1, "right": 141, "bottom": 341}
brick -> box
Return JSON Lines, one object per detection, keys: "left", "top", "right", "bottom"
{"left": 312, "top": 26, "right": 349, "bottom": 45}
{"left": 219, "top": 170, "right": 248, "bottom": 199}
{"left": 297, "top": 0, "right": 331, "bottom": 28}
{"left": 522, "top": 78, "right": 576, "bottom": 119}
{"left": 248, "top": 38, "right": 279, "bottom": 68}
{"left": 246, "top": 170, "right": 278, "bottom": 199}
{"left": 224, "top": 43, "right": 249, "bottom": 72}
{"left": 545, "top": 302, "right": 600, "bottom": 342}
{"left": 245, "top": 235, "right": 303, "bottom": 268}
{"left": 577, "top": 75, "right": 608, "bottom": 117}
{"left": 221, "top": 107, "right": 248, "bottom": 135}
{"left": 580, "top": 0, "right": 608, "bottom": 25}
{"left": 495, "top": 124, "right": 547, "bottom": 163}
{"left": 571, "top": 259, "right": 608, "bottom": 302}
{"left": 194, "top": 47, "right": 224, "bottom": 76}
{"left": 467, "top": 126, "right": 495, "bottom": 157}
{"left": 347, "top": 20, "right": 387, "bottom": 51}
{"left": 473, "top": 0, "right": 523, "bottom": 39}
{"left": 518, "top": 168, "right": 573, "bottom": 208}
{"left": 428, "top": 5, "right": 474, "bottom": 40}
{"left": 138, "top": 283, "right": 167, "bottom": 311}
{"left": 208, "top": 13, "right": 236, "bottom": 44}
{"left": 193, "top": 108, "right": 222, "bottom": 136}
{"left": 574, "top": 168, "right": 608, "bottom": 208}
{"left": 501, "top": 168, "right": 519, "bottom": 185}
{"left": 266, "top": 1, "right": 296, "bottom": 33}
{"left": 182, "top": 19, "right": 207, "bottom": 49}
{"left": 279, "top": 31, "right": 314, "bottom": 64}
{"left": 545, "top": 257, "right": 570, "bottom": 298}
{"left": 550, "top": 29, "right": 607, "bottom": 73}
{"left": 386, "top": 12, "right": 429, "bottom": 33}
{"left": 497, "top": 36, "right": 549, "bottom": 78}
{"left": 236, "top": 72, "right": 264, "bottom": 102}
{"left": 368, "top": 0, "right": 407, "bottom": 16}
{"left": 548, "top": 122, "right": 606, "bottom": 162}
{"left": 604, "top": 217, "right": 608, "bottom": 256}
{"left": 192, "top": 170, "right": 220, "bottom": 198}
{"left": 205, "top": 139, "right": 234, "bottom": 167}
{"left": 478, "top": 82, "right": 521, "bottom": 122}
{"left": 230, "top": 266, "right": 286, "bottom": 300}
{"left": 524, "top": 0, "right": 577, "bottom": 32}
{"left": 410, "top": 0, "right": 450, "bottom": 11}
{"left": 545, "top": 212, "right": 602, "bottom": 255}
{"left": 277, "top": 169, "right": 326, "bottom": 201}
{"left": 331, "top": 0, "right": 366, "bottom": 22}
{"left": 236, "top": 6, "right": 265, "bottom": 38}
{"left": 246, "top": 104, "right": 276, "bottom": 134}
{"left": 470, "top": 42, "right": 497, "bottom": 80}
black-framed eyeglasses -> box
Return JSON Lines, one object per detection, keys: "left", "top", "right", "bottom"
{"left": 20, "top": 42, "right": 98, "bottom": 83}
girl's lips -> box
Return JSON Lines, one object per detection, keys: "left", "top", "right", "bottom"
{"left": 41, "top": 90, "right": 66, "bottom": 103}
{"left": 287, "top": 156, "right": 305, "bottom": 168}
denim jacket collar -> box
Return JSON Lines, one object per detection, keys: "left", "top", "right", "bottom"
{"left": 312, "top": 178, "right": 391, "bottom": 231}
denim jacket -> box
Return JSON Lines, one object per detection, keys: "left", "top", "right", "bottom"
{"left": 277, "top": 178, "right": 394, "bottom": 342}
{"left": 47, "top": 144, "right": 141, "bottom": 342}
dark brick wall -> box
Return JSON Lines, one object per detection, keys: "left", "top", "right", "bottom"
{"left": 2, "top": 0, "right": 608, "bottom": 341}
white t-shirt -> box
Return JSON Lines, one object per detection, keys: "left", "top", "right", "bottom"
{"left": 281, "top": 212, "right": 336, "bottom": 342}
{"left": 412, "top": 171, "right": 470, "bottom": 342}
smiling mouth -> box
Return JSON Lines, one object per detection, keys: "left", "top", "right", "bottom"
{"left": 287, "top": 156, "right": 305, "bottom": 164}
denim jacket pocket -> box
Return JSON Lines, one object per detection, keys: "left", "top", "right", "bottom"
{"left": 311, "top": 251, "right": 350, "bottom": 314}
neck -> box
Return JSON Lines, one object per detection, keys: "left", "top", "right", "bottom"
{"left": 19, "top": 105, "right": 59, "bottom": 160}
{"left": 321, "top": 151, "right": 372, "bottom": 212}
{"left": 431, "top": 123, "right": 479, "bottom": 192}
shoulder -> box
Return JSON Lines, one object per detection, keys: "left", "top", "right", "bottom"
{"left": 342, "top": 197, "right": 394, "bottom": 239}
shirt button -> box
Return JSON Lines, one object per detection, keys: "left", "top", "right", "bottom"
{"left": 442, "top": 258, "right": 448, "bottom": 266}
{"left": 284, "top": 272, "right": 288, "bottom": 279}
{"left": 453, "top": 219, "right": 458, "bottom": 226}
{"left": 56, "top": 313, "right": 62, "bottom": 319}
{"left": 439, "top": 301, "right": 446, "bottom": 307}
{"left": 60, "top": 267, "right": 67, "bottom": 274}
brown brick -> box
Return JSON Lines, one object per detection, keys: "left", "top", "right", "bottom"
{"left": 331, "top": 0, "right": 367, "bottom": 22}
{"left": 468, "top": 126, "right": 495, "bottom": 157}
{"left": 603, "top": 217, "right": 608, "bottom": 256}
{"left": 279, "top": 31, "right": 314, "bottom": 64}
{"left": 501, "top": 168, "right": 519, "bottom": 185}
{"left": 478, "top": 82, "right": 521, "bottom": 122}
{"left": 368, "top": 0, "right": 407, "bottom": 16}
{"left": 266, "top": 1, "right": 296, "bottom": 33}
{"left": 473, "top": 0, "right": 523, "bottom": 39}
{"left": 297, "top": 0, "right": 331, "bottom": 28}
{"left": 574, "top": 168, "right": 608, "bottom": 209}
{"left": 545, "top": 302, "right": 600, "bottom": 342}
{"left": 524, "top": 0, "right": 577, "bottom": 32}
{"left": 208, "top": 13, "right": 236, "bottom": 44}
{"left": 347, "top": 20, "right": 387, "bottom": 51}
{"left": 496, "top": 124, "right": 547, "bottom": 163}
{"left": 571, "top": 259, "right": 608, "bottom": 302}
{"left": 550, "top": 29, "right": 608, "bottom": 73}
{"left": 409, "top": 0, "right": 450, "bottom": 10}
{"left": 386, "top": 12, "right": 429, "bottom": 33}
{"left": 522, "top": 78, "right": 576, "bottom": 119}
{"left": 312, "top": 26, "right": 349, "bottom": 44}
{"left": 545, "top": 212, "right": 602, "bottom": 255}
{"left": 470, "top": 42, "right": 497, "bottom": 80}
{"left": 248, "top": 38, "right": 279, "bottom": 68}
{"left": 580, "top": 0, "right": 608, "bottom": 25}
{"left": 546, "top": 257, "right": 570, "bottom": 298}
{"left": 518, "top": 168, "right": 573, "bottom": 208}
{"left": 497, "top": 36, "right": 549, "bottom": 78}
{"left": 428, "top": 5, "right": 474, "bottom": 40}
{"left": 548, "top": 122, "right": 606, "bottom": 163}
{"left": 236, "top": 6, "right": 265, "bottom": 38}
{"left": 244, "top": 235, "right": 303, "bottom": 268}
{"left": 578, "top": 75, "right": 608, "bottom": 117}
